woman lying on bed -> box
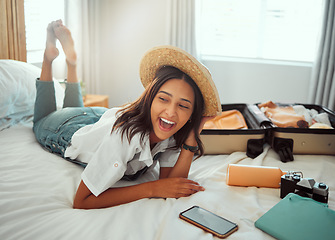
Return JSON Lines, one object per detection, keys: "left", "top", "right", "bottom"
{"left": 33, "top": 20, "right": 221, "bottom": 209}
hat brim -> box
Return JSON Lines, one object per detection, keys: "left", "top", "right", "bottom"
{"left": 139, "top": 45, "right": 222, "bottom": 116}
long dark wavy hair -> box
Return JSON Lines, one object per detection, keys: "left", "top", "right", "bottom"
{"left": 112, "top": 65, "right": 205, "bottom": 157}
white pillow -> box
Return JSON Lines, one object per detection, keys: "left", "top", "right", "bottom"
{"left": 0, "top": 60, "right": 64, "bottom": 130}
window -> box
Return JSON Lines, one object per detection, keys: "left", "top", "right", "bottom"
{"left": 24, "top": 0, "right": 65, "bottom": 63}
{"left": 196, "top": 0, "right": 323, "bottom": 62}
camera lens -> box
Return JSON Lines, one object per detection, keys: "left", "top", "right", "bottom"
{"left": 319, "top": 183, "right": 327, "bottom": 189}
{"left": 293, "top": 175, "right": 300, "bottom": 181}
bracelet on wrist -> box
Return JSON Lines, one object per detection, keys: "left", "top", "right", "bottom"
{"left": 182, "top": 143, "right": 199, "bottom": 153}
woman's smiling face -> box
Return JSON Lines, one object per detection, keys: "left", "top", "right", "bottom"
{"left": 150, "top": 78, "right": 194, "bottom": 144}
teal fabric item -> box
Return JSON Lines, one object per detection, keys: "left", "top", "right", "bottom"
{"left": 255, "top": 193, "right": 335, "bottom": 240}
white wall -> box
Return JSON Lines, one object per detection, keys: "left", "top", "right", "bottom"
{"left": 96, "top": 1, "right": 312, "bottom": 108}
{"left": 98, "top": 0, "right": 170, "bottom": 107}
{"left": 204, "top": 59, "right": 312, "bottom": 105}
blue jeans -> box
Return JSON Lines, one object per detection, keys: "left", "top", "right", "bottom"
{"left": 33, "top": 80, "right": 107, "bottom": 166}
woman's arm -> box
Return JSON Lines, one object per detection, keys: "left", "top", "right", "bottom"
{"left": 160, "top": 143, "right": 196, "bottom": 179}
{"left": 160, "top": 116, "right": 215, "bottom": 179}
{"left": 73, "top": 117, "right": 214, "bottom": 209}
{"left": 73, "top": 177, "right": 204, "bottom": 209}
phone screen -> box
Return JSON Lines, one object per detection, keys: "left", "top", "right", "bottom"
{"left": 180, "top": 206, "right": 238, "bottom": 238}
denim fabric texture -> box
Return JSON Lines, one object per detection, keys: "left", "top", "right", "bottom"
{"left": 33, "top": 80, "right": 107, "bottom": 162}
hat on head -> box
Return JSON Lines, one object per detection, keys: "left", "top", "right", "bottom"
{"left": 139, "top": 45, "right": 222, "bottom": 116}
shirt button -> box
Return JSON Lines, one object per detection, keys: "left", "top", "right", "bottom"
{"left": 114, "top": 163, "right": 118, "bottom": 167}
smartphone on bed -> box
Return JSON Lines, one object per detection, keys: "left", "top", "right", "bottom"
{"left": 179, "top": 206, "right": 238, "bottom": 239}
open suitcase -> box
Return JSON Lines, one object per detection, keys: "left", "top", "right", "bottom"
{"left": 200, "top": 103, "right": 335, "bottom": 162}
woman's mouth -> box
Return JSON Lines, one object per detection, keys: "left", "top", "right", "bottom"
{"left": 159, "top": 117, "right": 176, "bottom": 130}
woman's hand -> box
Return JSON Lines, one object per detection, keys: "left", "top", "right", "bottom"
{"left": 151, "top": 177, "right": 205, "bottom": 199}
{"left": 184, "top": 116, "right": 216, "bottom": 146}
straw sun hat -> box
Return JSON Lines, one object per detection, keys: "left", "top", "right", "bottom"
{"left": 139, "top": 45, "right": 222, "bottom": 116}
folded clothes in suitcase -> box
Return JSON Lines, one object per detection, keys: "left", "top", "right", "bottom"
{"left": 200, "top": 102, "right": 335, "bottom": 162}
{"left": 200, "top": 104, "right": 269, "bottom": 158}
{"left": 267, "top": 103, "right": 335, "bottom": 162}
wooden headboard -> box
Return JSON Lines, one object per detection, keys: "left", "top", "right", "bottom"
{"left": 0, "top": 0, "right": 26, "bottom": 61}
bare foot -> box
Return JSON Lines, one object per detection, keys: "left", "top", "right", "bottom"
{"left": 53, "top": 20, "right": 77, "bottom": 65}
{"left": 44, "top": 21, "right": 59, "bottom": 62}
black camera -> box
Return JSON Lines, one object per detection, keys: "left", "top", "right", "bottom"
{"left": 280, "top": 172, "right": 329, "bottom": 203}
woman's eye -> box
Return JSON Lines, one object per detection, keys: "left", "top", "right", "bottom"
{"left": 159, "top": 97, "right": 167, "bottom": 102}
{"left": 179, "top": 104, "right": 190, "bottom": 109}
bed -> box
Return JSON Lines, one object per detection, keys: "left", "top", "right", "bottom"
{"left": 1, "top": 60, "right": 334, "bottom": 240}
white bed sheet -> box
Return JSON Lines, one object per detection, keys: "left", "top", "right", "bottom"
{"left": 0, "top": 123, "right": 334, "bottom": 240}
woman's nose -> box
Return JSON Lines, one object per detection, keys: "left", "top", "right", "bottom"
{"left": 165, "top": 103, "right": 177, "bottom": 117}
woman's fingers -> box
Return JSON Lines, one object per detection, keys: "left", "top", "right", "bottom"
{"left": 180, "top": 181, "right": 205, "bottom": 197}
{"left": 153, "top": 178, "right": 205, "bottom": 198}
{"left": 181, "top": 179, "right": 205, "bottom": 192}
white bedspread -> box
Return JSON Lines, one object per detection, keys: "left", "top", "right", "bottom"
{"left": 0, "top": 123, "right": 334, "bottom": 240}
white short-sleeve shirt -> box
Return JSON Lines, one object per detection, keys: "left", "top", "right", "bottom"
{"left": 64, "top": 107, "right": 180, "bottom": 196}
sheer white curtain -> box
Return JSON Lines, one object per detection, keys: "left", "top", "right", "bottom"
{"left": 167, "top": 0, "right": 198, "bottom": 58}
{"left": 309, "top": 0, "right": 335, "bottom": 111}
{"left": 64, "top": 0, "right": 101, "bottom": 94}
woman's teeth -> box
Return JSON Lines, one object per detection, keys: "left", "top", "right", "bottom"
{"left": 160, "top": 118, "right": 175, "bottom": 129}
